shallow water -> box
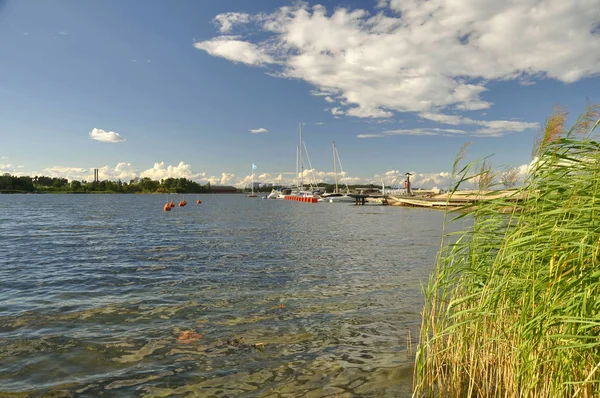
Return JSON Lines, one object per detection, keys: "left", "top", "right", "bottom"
{"left": 0, "top": 194, "right": 445, "bottom": 397}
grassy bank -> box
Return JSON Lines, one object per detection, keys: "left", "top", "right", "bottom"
{"left": 414, "top": 106, "right": 600, "bottom": 397}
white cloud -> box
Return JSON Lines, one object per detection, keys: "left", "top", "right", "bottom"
{"left": 43, "top": 166, "right": 91, "bottom": 180}
{"left": 140, "top": 161, "right": 205, "bottom": 181}
{"left": 310, "top": 90, "right": 334, "bottom": 97}
{"left": 235, "top": 172, "right": 295, "bottom": 188}
{"left": 411, "top": 172, "right": 454, "bottom": 189}
{"left": 316, "top": 122, "right": 324, "bottom": 125}
{"left": 97, "top": 162, "right": 138, "bottom": 181}
{"left": 371, "top": 170, "right": 458, "bottom": 189}
{"left": 419, "top": 112, "right": 465, "bottom": 125}
{"left": 39, "top": 163, "right": 139, "bottom": 182}
{"left": 376, "top": 0, "right": 389, "bottom": 9}
{"left": 519, "top": 79, "right": 536, "bottom": 86}
{"left": 207, "top": 172, "right": 237, "bottom": 186}
{"left": 89, "top": 128, "right": 126, "bottom": 143}
{"left": 195, "top": 1, "right": 600, "bottom": 121}
{"left": 245, "top": 167, "right": 487, "bottom": 190}
{"left": 368, "top": 169, "right": 454, "bottom": 189}
{"left": 324, "top": 96, "right": 335, "bottom": 103}
{"left": 330, "top": 107, "right": 344, "bottom": 116}
{"left": 250, "top": 127, "right": 269, "bottom": 133}
{"left": 455, "top": 101, "right": 493, "bottom": 111}
{"left": 346, "top": 107, "right": 393, "bottom": 118}
{"left": 234, "top": 168, "right": 392, "bottom": 188}
{"left": 515, "top": 158, "right": 539, "bottom": 180}
{"left": 419, "top": 112, "right": 539, "bottom": 136}
{"left": 236, "top": 174, "right": 255, "bottom": 187}
{"left": 193, "top": 36, "right": 273, "bottom": 66}
{"left": 6, "top": 162, "right": 206, "bottom": 182}
{"left": 213, "top": 12, "right": 250, "bottom": 33}
{"left": 357, "top": 128, "right": 466, "bottom": 138}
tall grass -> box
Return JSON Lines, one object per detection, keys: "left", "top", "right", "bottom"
{"left": 414, "top": 106, "right": 600, "bottom": 397}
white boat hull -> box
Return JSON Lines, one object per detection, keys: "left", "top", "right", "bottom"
{"left": 318, "top": 195, "right": 355, "bottom": 203}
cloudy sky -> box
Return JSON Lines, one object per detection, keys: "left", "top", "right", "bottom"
{"left": 1, "top": 0, "right": 598, "bottom": 188}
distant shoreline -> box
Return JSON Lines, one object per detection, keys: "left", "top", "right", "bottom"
{"left": 0, "top": 190, "right": 244, "bottom": 195}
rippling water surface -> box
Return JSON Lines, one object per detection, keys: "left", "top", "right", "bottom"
{"left": 0, "top": 194, "right": 445, "bottom": 397}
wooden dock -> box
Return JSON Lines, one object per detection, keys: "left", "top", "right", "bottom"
{"left": 348, "top": 194, "right": 388, "bottom": 205}
{"left": 387, "top": 190, "right": 524, "bottom": 209}
{"left": 390, "top": 197, "right": 463, "bottom": 208}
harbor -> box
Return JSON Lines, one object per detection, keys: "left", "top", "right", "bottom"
{"left": 254, "top": 169, "right": 522, "bottom": 209}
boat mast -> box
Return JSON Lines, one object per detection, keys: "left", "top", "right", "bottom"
{"left": 333, "top": 142, "right": 339, "bottom": 194}
{"left": 296, "top": 145, "right": 299, "bottom": 189}
{"left": 299, "top": 122, "right": 304, "bottom": 189}
{"left": 251, "top": 164, "right": 254, "bottom": 196}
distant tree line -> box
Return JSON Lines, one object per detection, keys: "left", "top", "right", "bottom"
{"left": 0, "top": 174, "right": 214, "bottom": 194}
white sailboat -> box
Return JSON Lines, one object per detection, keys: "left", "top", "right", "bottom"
{"left": 266, "top": 189, "right": 280, "bottom": 199}
{"left": 319, "top": 142, "right": 354, "bottom": 203}
{"left": 283, "top": 123, "right": 319, "bottom": 203}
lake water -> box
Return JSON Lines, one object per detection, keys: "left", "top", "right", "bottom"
{"left": 0, "top": 194, "right": 445, "bottom": 397}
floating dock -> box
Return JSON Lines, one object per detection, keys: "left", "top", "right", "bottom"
{"left": 284, "top": 195, "right": 319, "bottom": 203}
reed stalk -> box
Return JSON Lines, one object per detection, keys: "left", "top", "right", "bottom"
{"left": 414, "top": 106, "right": 600, "bottom": 397}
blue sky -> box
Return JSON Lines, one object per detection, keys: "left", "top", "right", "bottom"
{"left": 1, "top": 0, "right": 599, "bottom": 188}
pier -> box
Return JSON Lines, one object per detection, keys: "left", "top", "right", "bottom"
{"left": 387, "top": 190, "right": 525, "bottom": 209}
{"left": 348, "top": 194, "right": 388, "bottom": 205}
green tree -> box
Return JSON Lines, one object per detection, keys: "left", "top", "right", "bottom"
{"left": 52, "top": 178, "right": 67, "bottom": 188}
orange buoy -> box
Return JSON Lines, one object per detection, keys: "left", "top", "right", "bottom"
{"left": 169, "top": 201, "right": 175, "bottom": 208}
{"left": 164, "top": 203, "right": 171, "bottom": 211}
{"left": 196, "top": 199, "right": 201, "bottom": 204}
{"left": 179, "top": 200, "right": 187, "bottom": 207}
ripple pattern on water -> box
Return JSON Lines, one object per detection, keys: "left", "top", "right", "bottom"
{"left": 0, "top": 194, "right": 447, "bottom": 396}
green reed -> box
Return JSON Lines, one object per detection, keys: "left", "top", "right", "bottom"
{"left": 414, "top": 106, "right": 600, "bottom": 397}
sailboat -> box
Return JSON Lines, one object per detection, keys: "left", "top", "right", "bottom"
{"left": 283, "top": 123, "right": 319, "bottom": 203}
{"left": 319, "top": 142, "right": 354, "bottom": 203}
